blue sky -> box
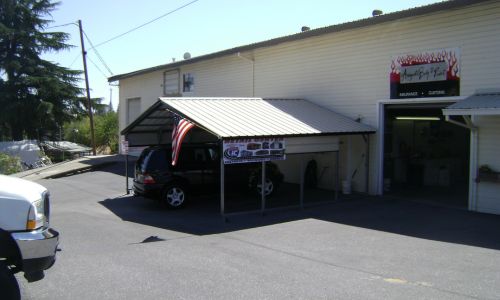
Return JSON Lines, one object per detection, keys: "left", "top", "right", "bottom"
{"left": 42, "top": 0, "right": 440, "bottom": 109}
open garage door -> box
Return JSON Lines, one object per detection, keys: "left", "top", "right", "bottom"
{"left": 383, "top": 103, "right": 470, "bottom": 208}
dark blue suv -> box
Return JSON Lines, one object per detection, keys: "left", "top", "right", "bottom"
{"left": 133, "top": 144, "right": 284, "bottom": 208}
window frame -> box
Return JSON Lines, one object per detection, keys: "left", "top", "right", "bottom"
{"left": 163, "top": 69, "right": 181, "bottom": 96}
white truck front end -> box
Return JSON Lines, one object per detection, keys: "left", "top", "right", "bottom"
{"left": 0, "top": 175, "right": 60, "bottom": 298}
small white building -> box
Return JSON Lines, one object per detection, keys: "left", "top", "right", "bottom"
{"left": 109, "top": 0, "right": 500, "bottom": 215}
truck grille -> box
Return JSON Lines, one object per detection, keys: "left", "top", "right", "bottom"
{"left": 43, "top": 191, "right": 50, "bottom": 226}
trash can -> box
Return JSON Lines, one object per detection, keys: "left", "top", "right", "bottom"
{"left": 341, "top": 180, "right": 351, "bottom": 195}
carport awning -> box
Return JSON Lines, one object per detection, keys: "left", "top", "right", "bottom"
{"left": 121, "top": 97, "right": 375, "bottom": 140}
{"left": 443, "top": 89, "right": 500, "bottom": 116}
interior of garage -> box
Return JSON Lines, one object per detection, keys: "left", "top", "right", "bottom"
{"left": 383, "top": 103, "right": 470, "bottom": 208}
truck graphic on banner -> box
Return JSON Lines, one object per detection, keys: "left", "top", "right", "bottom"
{"left": 223, "top": 138, "right": 286, "bottom": 164}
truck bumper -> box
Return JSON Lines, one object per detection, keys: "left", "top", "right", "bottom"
{"left": 11, "top": 228, "right": 59, "bottom": 279}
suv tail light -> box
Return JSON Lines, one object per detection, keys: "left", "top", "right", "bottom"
{"left": 143, "top": 174, "right": 156, "bottom": 184}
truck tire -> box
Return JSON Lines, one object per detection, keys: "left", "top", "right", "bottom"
{"left": 0, "top": 261, "right": 20, "bottom": 300}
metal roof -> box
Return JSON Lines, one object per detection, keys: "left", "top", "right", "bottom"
{"left": 109, "top": 0, "right": 491, "bottom": 82}
{"left": 121, "top": 98, "right": 375, "bottom": 139}
{"left": 443, "top": 89, "right": 500, "bottom": 116}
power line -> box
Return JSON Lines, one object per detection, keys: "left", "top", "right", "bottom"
{"left": 89, "top": 0, "right": 200, "bottom": 50}
{"left": 68, "top": 53, "right": 82, "bottom": 68}
{"left": 82, "top": 30, "right": 113, "bottom": 75}
{"left": 86, "top": 55, "right": 109, "bottom": 79}
{"left": 50, "top": 1, "right": 201, "bottom": 75}
{"left": 45, "top": 22, "right": 77, "bottom": 30}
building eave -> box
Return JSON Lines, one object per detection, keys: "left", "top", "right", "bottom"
{"left": 108, "top": 0, "right": 492, "bottom": 83}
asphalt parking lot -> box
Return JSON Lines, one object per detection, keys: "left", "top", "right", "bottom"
{"left": 18, "top": 161, "right": 500, "bottom": 299}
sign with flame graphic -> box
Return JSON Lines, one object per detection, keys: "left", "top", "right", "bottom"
{"left": 390, "top": 48, "right": 460, "bottom": 99}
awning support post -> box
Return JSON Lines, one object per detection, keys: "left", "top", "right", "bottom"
{"left": 261, "top": 161, "right": 266, "bottom": 215}
{"left": 335, "top": 151, "right": 339, "bottom": 201}
{"left": 220, "top": 142, "right": 225, "bottom": 221}
{"left": 300, "top": 157, "right": 305, "bottom": 209}
{"left": 365, "top": 134, "right": 370, "bottom": 194}
{"left": 125, "top": 153, "right": 129, "bottom": 195}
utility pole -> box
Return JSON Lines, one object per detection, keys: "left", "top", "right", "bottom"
{"left": 78, "top": 19, "right": 96, "bottom": 156}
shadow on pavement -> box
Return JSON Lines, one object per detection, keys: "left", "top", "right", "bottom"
{"left": 62, "top": 155, "right": 135, "bottom": 178}
{"left": 92, "top": 157, "right": 135, "bottom": 178}
{"left": 99, "top": 193, "right": 500, "bottom": 251}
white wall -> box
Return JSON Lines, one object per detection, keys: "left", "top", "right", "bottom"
{"left": 475, "top": 115, "right": 500, "bottom": 214}
{"left": 182, "top": 55, "right": 254, "bottom": 97}
{"left": 249, "top": 1, "right": 500, "bottom": 193}
{"left": 117, "top": 1, "right": 500, "bottom": 195}
{"left": 118, "top": 70, "right": 164, "bottom": 135}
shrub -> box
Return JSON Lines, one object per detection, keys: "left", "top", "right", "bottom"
{"left": 0, "top": 153, "right": 22, "bottom": 175}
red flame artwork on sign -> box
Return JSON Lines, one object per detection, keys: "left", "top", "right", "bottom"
{"left": 390, "top": 48, "right": 460, "bottom": 83}
{"left": 390, "top": 48, "right": 460, "bottom": 99}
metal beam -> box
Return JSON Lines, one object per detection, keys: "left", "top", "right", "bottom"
{"left": 300, "top": 158, "right": 304, "bottom": 208}
{"left": 261, "top": 161, "right": 266, "bottom": 215}
{"left": 335, "top": 151, "right": 339, "bottom": 200}
{"left": 445, "top": 115, "right": 477, "bottom": 130}
{"left": 365, "top": 134, "right": 370, "bottom": 194}
{"left": 220, "top": 141, "right": 225, "bottom": 219}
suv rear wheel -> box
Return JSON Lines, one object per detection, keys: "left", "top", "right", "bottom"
{"left": 251, "top": 177, "right": 276, "bottom": 197}
{"left": 162, "top": 183, "right": 187, "bottom": 209}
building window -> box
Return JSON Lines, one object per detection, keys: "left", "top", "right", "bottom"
{"left": 183, "top": 73, "right": 194, "bottom": 93}
{"left": 127, "top": 97, "right": 141, "bottom": 125}
{"left": 163, "top": 69, "right": 180, "bottom": 96}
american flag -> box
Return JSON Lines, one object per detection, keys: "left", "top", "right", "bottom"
{"left": 171, "top": 114, "right": 195, "bottom": 166}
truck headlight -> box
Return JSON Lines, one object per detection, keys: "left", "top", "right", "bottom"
{"left": 26, "top": 192, "right": 50, "bottom": 230}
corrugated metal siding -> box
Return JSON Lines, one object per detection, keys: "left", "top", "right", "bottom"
{"left": 118, "top": 1, "right": 500, "bottom": 195}
{"left": 476, "top": 116, "right": 500, "bottom": 214}
{"left": 181, "top": 56, "right": 253, "bottom": 97}
{"left": 250, "top": 2, "right": 500, "bottom": 194}
{"left": 253, "top": 1, "right": 500, "bottom": 126}
{"left": 445, "top": 91, "right": 500, "bottom": 111}
{"left": 160, "top": 98, "right": 374, "bottom": 138}
{"left": 119, "top": 70, "right": 164, "bottom": 136}
{"left": 126, "top": 98, "right": 141, "bottom": 126}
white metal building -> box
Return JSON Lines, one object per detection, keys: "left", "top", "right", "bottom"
{"left": 110, "top": 0, "right": 500, "bottom": 215}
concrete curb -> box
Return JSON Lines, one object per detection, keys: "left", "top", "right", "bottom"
{"left": 13, "top": 155, "right": 124, "bottom": 181}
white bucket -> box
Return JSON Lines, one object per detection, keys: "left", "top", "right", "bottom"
{"left": 341, "top": 180, "right": 351, "bottom": 195}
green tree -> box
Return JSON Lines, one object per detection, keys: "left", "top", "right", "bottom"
{"left": 94, "top": 111, "right": 118, "bottom": 153}
{"left": 0, "top": 152, "right": 22, "bottom": 174}
{"left": 0, "top": 0, "right": 82, "bottom": 140}
{"left": 64, "top": 111, "right": 118, "bottom": 154}
{"left": 69, "top": 96, "right": 109, "bottom": 119}
{"left": 63, "top": 117, "right": 90, "bottom": 145}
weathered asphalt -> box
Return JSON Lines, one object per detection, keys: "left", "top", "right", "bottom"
{"left": 16, "top": 161, "right": 500, "bottom": 300}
